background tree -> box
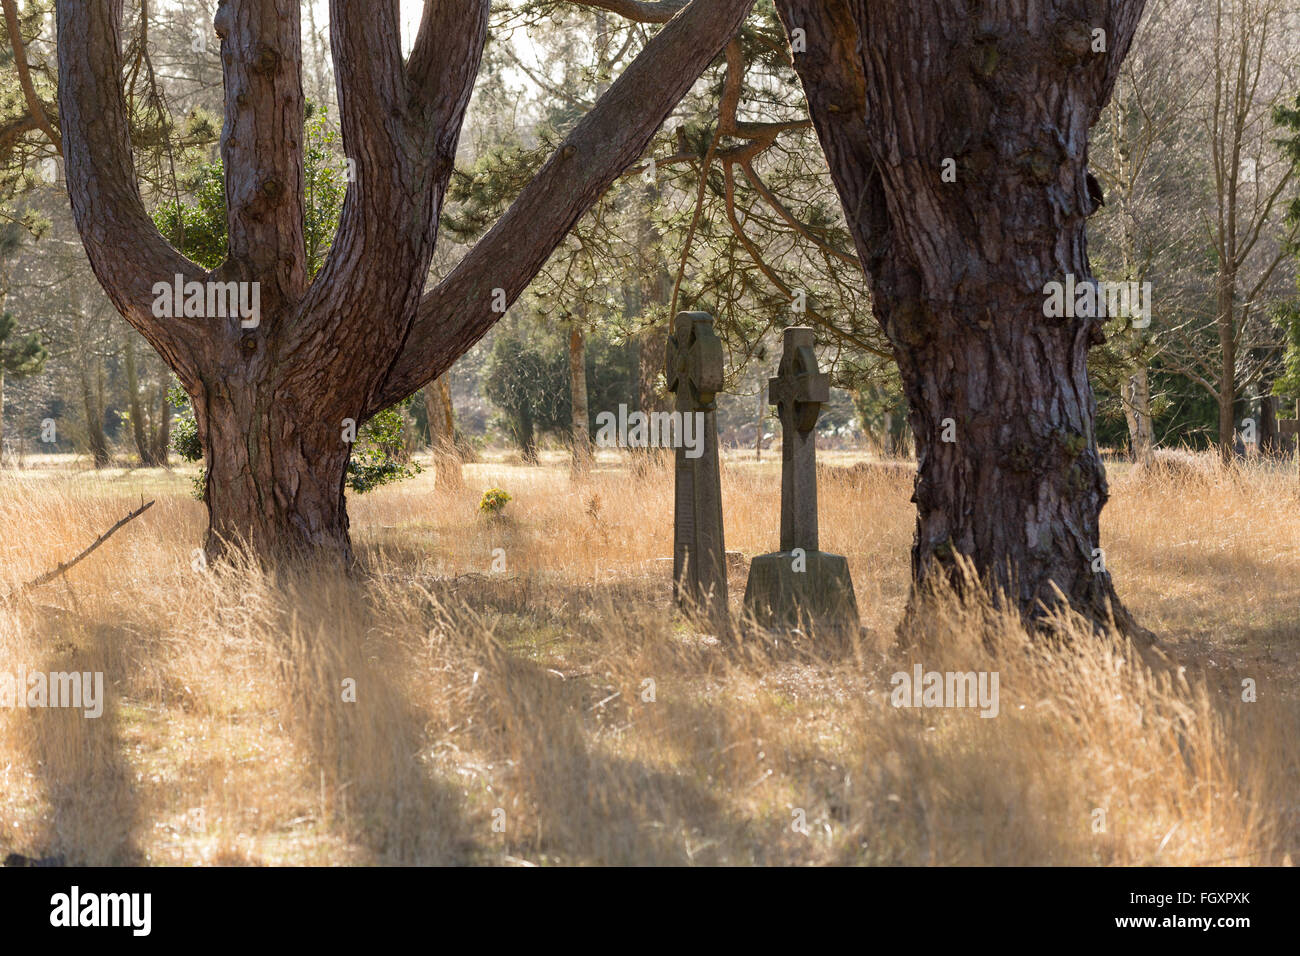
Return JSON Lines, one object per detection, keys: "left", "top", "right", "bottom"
{"left": 772, "top": 0, "right": 1153, "bottom": 636}
{"left": 0, "top": 308, "right": 46, "bottom": 447}
{"left": 1157, "top": 0, "right": 1298, "bottom": 460}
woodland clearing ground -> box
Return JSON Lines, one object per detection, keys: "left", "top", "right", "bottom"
{"left": 0, "top": 448, "right": 1296, "bottom": 865}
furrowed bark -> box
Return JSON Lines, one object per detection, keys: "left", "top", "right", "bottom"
{"left": 214, "top": 0, "right": 306, "bottom": 315}
{"left": 57, "top": 0, "right": 212, "bottom": 391}
{"left": 59, "top": 0, "right": 749, "bottom": 564}
{"left": 370, "top": 0, "right": 757, "bottom": 414}
{"left": 773, "top": 0, "right": 1151, "bottom": 640}
{"left": 197, "top": 0, "right": 487, "bottom": 563}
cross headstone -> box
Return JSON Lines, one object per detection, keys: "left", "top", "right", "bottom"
{"left": 665, "top": 311, "right": 728, "bottom": 631}
{"left": 1279, "top": 399, "right": 1299, "bottom": 446}
{"left": 768, "top": 327, "right": 830, "bottom": 552}
{"left": 743, "top": 327, "right": 858, "bottom": 638}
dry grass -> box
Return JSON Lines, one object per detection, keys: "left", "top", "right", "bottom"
{"left": 0, "top": 448, "right": 1296, "bottom": 866}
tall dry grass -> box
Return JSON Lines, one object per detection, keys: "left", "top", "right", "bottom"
{"left": 0, "top": 448, "right": 1295, "bottom": 865}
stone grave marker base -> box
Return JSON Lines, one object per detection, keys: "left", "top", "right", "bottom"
{"left": 741, "top": 550, "right": 859, "bottom": 638}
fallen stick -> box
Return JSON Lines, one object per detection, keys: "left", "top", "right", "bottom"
{"left": 6, "top": 499, "right": 154, "bottom": 598}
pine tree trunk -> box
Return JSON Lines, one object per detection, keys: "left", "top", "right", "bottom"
{"left": 568, "top": 320, "right": 591, "bottom": 475}
{"left": 775, "top": 0, "right": 1151, "bottom": 639}
{"left": 423, "top": 375, "right": 462, "bottom": 490}
{"left": 57, "top": 0, "right": 756, "bottom": 563}
{"left": 194, "top": 375, "right": 353, "bottom": 563}
{"left": 1217, "top": 276, "right": 1236, "bottom": 462}
{"left": 1123, "top": 367, "right": 1153, "bottom": 467}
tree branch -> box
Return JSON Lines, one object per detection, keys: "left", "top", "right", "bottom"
{"left": 1, "top": 0, "right": 60, "bottom": 153}
{"left": 283, "top": 0, "right": 488, "bottom": 410}
{"left": 213, "top": 0, "right": 306, "bottom": 314}
{"left": 56, "top": 0, "right": 211, "bottom": 392}
{"left": 5, "top": 500, "right": 154, "bottom": 599}
{"left": 565, "top": 0, "right": 689, "bottom": 25}
{"left": 369, "top": 0, "right": 757, "bottom": 414}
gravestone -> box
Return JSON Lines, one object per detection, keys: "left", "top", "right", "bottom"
{"left": 1279, "top": 399, "right": 1299, "bottom": 456}
{"left": 665, "top": 311, "right": 728, "bottom": 630}
{"left": 742, "top": 327, "right": 859, "bottom": 637}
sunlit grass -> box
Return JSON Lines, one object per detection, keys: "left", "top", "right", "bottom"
{"left": 0, "top": 447, "right": 1295, "bottom": 865}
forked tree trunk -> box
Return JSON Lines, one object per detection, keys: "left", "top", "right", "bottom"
{"left": 58, "top": 0, "right": 755, "bottom": 563}
{"left": 195, "top": 378, "right": 355, "bottom": 560}
{"left": 775, "top": 0, "right": 1151, "bottom": 638}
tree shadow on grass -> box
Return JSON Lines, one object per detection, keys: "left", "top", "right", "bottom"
{"left": 466, "top": 652, "right": 756, "bottom": 866}
{"left": 13, "top": 608, "right": 143, "bottom": 866}
{"left": 268, "top": 615, "right": 481, "bottom": 865}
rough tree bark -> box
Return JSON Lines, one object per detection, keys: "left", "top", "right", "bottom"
{"left": 423, "top": 374, "right": 461, "bottom": 489}
{"left": 773, "top": 0, "right": 1151, "bottom": 638}
{"left": 58, "top": 0, "right": 755, "bottom": 562}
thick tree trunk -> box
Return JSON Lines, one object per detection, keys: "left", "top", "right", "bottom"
{"left": 195, "top": 376, "right": 353, "bottom": 562}
{"left": 775, "top": 0, "right": 1151, "bottom": 638}
{"left": 568, "top": 320, "right": 591, "bottom": 475}
{"left": 58, "top": 0, "right": 755, "bottom": 563}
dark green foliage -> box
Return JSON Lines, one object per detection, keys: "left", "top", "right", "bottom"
{"left": 168, "top": 382, "right": 202, "bottom": 462}
{"left": 482, "top": 319, "right": 637, "bottom": 459}
{"left": 1272, "top": 94, "right": 1300, "bottom": 397}
{"left": 346, "top": 406, "right": 422, "bottom": 494}
{"left": 0, "top": 311, "right": 47, "bottom": 379}
{"left": 483, "top": 327, "right": 568, "bottom": 460}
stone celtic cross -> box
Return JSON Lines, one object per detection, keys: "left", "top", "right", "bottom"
{"left": 768, "top": 326, "right": 830, "bottom": 552}
{"left": 742, "top": 326, "right": 858, "bottom": 638}
{"left": 665, "top": 311, "right": 727, "bottom": 629}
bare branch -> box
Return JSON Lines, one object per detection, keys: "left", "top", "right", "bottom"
{"left": 6, "top": 500, "right": 154, "bottom": 599}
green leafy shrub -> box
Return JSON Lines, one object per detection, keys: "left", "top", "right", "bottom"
{"left": 346, "top": 407, "right": 422, "bottom": 493}
{"left": 478, "top": 488, "right": 512, "bottom": 515}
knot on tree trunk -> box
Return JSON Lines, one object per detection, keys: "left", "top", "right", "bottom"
{"left": 254, "top": 45, "right": 281, "bottom": 75}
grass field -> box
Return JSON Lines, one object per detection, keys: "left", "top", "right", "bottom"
{"left": 0, "top": 448, "right": 1297, "bottom": 865}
